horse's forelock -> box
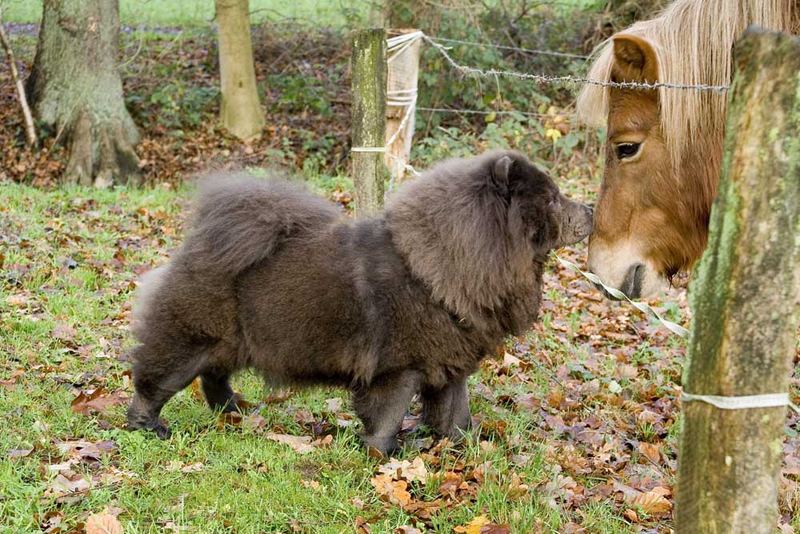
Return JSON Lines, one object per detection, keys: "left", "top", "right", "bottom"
{"left": 577, "top": 0, "right": 794, "bottom": 176}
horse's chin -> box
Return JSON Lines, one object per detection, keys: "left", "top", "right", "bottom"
{"left": 587, "top": 241, "right": 669, "bottom": 300}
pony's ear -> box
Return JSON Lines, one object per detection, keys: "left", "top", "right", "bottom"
{"left": 490, "top": 155, "right": 515, "bottom": 197}
{"left": 489, "top": 155, "right": 516, "bottom": 199}
{"left": 611, "top": 34, "right": 659, "bottom": 84}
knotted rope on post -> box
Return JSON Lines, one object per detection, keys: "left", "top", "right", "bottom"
{"left": 385, "top": 31, "right": 423, "bottom": 191}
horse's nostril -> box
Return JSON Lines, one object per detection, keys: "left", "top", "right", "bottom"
{"left": 622, "top": 263, "right": 645, "bottom": 299}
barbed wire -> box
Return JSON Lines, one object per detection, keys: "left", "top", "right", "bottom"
{"left": 423, "top": 35, "right": 730, "bottom": 93}
{"left": 417, "top": 106, "right": 554, "bottom": 119}
{"left": 427, "top": 35, "right": 589, "bottom": 60}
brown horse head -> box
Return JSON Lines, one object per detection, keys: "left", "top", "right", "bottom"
{"left": 587, "top": 35, "right": 715, "bottom": 298}
{"left": 577, "top": 0, "right": 797, "bottom": 299}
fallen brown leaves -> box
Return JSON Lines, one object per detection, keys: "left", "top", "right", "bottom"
{"left": 367, "top": 451, "right": 531, "bottom": 529}
{"left": 214, "top": 407, "right": 335, "bottom": 454}
{"left": 1, "top": 26, "right": 352, "bottom": 187}
{"left": 370, "top": 455, "right": 442, "bottom": 520}
{"left": 454, "top": 515, "right": 510, "bottom": 534}
{"left": 42, "top": 437, "right": 132, "bottom": 507}
{"left": 70, "top": 387, "right": 129, "bottom": 416}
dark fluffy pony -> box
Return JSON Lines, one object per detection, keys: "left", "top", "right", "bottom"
{"left": 127, "top": 150, "right": 592, "bottom": 454}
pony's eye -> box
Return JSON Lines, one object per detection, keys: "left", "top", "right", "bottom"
{"left": 615, "top": 143, "right": 641, "bottom": 160}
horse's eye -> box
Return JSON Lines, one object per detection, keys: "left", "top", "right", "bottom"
{"left": 615, "top": 143, "right": 641, "bottom": 160}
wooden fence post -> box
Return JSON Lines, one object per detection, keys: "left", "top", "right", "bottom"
{"left": 351, "top": 28, "right": 387, "bottom": 216}
{"left": 675, "top": 29, "right": 800, "bottom": 532}
{"left": 385, "top": 30, "right": 421, "bottom": 186}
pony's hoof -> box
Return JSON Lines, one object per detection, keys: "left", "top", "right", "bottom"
{"left": 152, "top": 421, "right": 171, "bottom": 439}
{"left": 362, "top": 434, "right": 399, "bottom": 457}
{"left": 127, "top": 416, "right": 171, "bottom": 440}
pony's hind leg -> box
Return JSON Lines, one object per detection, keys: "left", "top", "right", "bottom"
{"left": 201, "top": 368, "right": 239, "bottom": 413}
{"left": 127, "top": 342, "right": 209, "bottom": 439}
{"left": 200, "top": 341, "right": 242, "bottom": 413}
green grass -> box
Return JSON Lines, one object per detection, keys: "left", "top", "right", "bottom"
{"left": 0, "top": 0, "right": 605, "bottom": 26}
{"left": 0, "top": 0, "right": 369, "bottom": 26}
{"left": 0, "top": 180, "right": 639, "bottom": 533}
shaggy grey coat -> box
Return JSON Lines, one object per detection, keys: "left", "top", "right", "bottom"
{"left": 127, "top": 150, "right": 593, "bottom": 453}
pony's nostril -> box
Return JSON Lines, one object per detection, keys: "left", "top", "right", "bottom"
{"left": 620, "top": 263, "right": 645, "bottom": 299}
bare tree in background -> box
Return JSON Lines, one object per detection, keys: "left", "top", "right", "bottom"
{"left": 28, "top": 0, "right": 140, "bottom": 187}
{"left": 215, "top": 0, "right": 264, "bottom": 140}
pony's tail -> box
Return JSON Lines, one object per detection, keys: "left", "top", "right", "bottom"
{"left": 180, "top": 173, "right": 342, "bottom": 277}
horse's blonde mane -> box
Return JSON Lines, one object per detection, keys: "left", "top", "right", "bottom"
{"left": 577, "top": 0, "right": 797, "bottom": 171}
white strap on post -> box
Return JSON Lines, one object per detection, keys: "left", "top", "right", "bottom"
{"left": 351, "top": 147, "right": 386, "bottom": 153}
{"left": 682, "top": 392, "right": 799, "bottom": 413}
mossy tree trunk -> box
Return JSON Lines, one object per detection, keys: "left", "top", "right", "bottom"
{"left": 350, "top": 29, "right": 387, "bottom": 216}
{"left": 215, "top": 0, "right": 264, "bottom": 140}
{"left": 28, "top": 0, "right": 140, "bottom": 187}
{"left": 675, "top": 29, "right": 800, "bottom": 532}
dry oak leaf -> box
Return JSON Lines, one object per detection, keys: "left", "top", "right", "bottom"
{"left": 265, "top": 433, "right": 315, "bottom": 454}
{"left": 355, "top": 516, "right": 372, "bottom": 534}
{"left": 8, "top": 447, "right": 33, "bottom": 459}
{"left": 637, "top": 442, "right": 661, "bottom": 464}
{"left": 506, "top": 473, "right": 529, "bottom": 499}
{"left": 263, "top": 388, "right": 293, "bottom": 404}
{"left": 371, "top": 473, "right": 412, "bottom": 508}
{"left": 71, "top": 388, "right": 128, "bottom": 416}
{"left": 5, "top": 293, "right": 29, "bottom": 307}
{"left": 623, "top": 508, "right": 640, "bottom": 523}
{"left": 242, "top": 414, "right": 268, "bottom": 432}
{"left": 454, "top": 515, "right": 509, "bottom": 534}
{"left": 166, "top": 461, "right": 204, "bottom": 473}
{"left": 52, "top": 322, "right": 78, "bottom": 342}
{"left": 180, "top": 462, "right": 205, "bottom": 473}
{"left": 377, "top": 457, "right": 428, "bottom": 484}
{"left": 0, "top": 368, "right": 25, "bottom": 388}
{"left": 38, "top": 510, "right": 64, "bottom": 533}
{"left": 438, "top": 471, "right": 464, "bottom": 499}
{"left": 47, "top": 473, "right": 91, "bottom": 497}
{"left": 630, "top": 487, "right": 672, "bottom": 515}
{"left": 85, "top": 512, "right": 123, "bottom": 534}
{"left": 454, "top": 514, "right": 491, "bottom": 534}
{"left": 56, "top": 439, "right": 117, "bottom": 461}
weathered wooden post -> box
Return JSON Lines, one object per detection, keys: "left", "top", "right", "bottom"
{"left": 385, "top": 30, "right": 421, "bottom": 186}
{"left": 675, "top": 29, "right": 800, "bottom": 532}
{"left": 351, "top": 29, "right": 387, "bottom": 216}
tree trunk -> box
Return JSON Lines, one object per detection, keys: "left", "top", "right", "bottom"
{"left": 675, "top": 29, "right": 800, "bottom": 532}
{"left": 28, "top": 0, "right": 140, "bottom": 187}
{"left": 350, "top": 29, "right": 387, "bottom": 216}
{"left": 216, "top": 0, "right": 264, "bottom": 140}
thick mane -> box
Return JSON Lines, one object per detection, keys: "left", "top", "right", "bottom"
{"left": 385, "top": 151, "right": 533, "bottom": 328}
{"left": 577, "top": 0, "right": 797, "bottom": 172}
